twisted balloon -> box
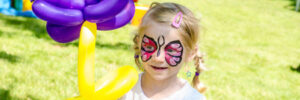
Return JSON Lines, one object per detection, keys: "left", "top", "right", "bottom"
{"left": 32, "top": 0, "right": 138, "bottom": 100}
{"left": 32, "top": 0, "right": 135, "bottom": 43}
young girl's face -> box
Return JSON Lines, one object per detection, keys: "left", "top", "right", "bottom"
{"left": 140, "top": 21, "right": 189, "bottom": 80}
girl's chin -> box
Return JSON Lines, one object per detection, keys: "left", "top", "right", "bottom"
{"left": 152, "top": 74, "right": 169, "bottom": 80}
{"left": 145, "top": 71, "right": 171, "bottom": 81}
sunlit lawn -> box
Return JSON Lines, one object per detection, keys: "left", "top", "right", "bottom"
{"left": 1, "top": 0, "right": 300, "bottom": 99}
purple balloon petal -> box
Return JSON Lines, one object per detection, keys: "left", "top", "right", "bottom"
{"left": 33, "top": 0, "right": 84, "bottom": 26}
{"left": 47, "top": 23, "right": 82, "bottom": 43}
{"left": 85, "top": 0, "right": 100, "bottom": 5}
{"left": 84, "top": 0, "right": 129, "bottom": 23}
{"left": 43, "top": 0, "right": 59, "bottom": 5}
{"left": 33, "top": 0, "right": 136, "bottom": 43}
{"left": 44, "top": 0, "right": 85, "bottom": 9}
{"left": 58, "top": 0, "right": 85, "bottom": 10}
{"left": 97, "top": 0, "right": 135, "bottom": 30}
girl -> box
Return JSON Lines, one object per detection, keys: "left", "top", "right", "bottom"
{"left": 120, "top": 2, "right": 206, "bottom": 100}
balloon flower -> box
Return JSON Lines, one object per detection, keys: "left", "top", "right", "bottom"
{"left": 32, "top": 0, "right": 138, "bottom": 99}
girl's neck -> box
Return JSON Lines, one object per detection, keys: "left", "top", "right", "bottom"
{"left": 141, "top": 72, "right": 184, "bottom": 99}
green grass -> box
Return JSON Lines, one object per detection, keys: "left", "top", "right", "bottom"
{"left": 1, "top": 0, "right": 300, "bottom": 99}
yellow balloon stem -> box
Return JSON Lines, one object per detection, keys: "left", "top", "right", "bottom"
{"left": 67, "top": 21, "right": 138, "bottom": 100}
{"left": 78, "top": 21, "right": 97, "bottom": 99}
{"left": 94, "top": 66, "right": 138, "bottom": 99}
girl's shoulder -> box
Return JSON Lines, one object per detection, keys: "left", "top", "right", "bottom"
{"left": 179, "top": 79, "right": 206, "bottom": 100}
{"left": 120, "top": 73, "right": 206, "bottom": 100}
{"left": 119, "top": 73, "right": 149, "bottom": 100}
{"left": 184, "top": 86, "right": 206, "bottom": 100}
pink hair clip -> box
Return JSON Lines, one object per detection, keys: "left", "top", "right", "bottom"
{"left": 172, "top": 12, "right": 183, "bottom": 28}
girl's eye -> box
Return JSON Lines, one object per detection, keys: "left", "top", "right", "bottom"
{"left": 145, "top": 46, "right": 154, "bottom": 51}
{"left": 167, "top": 49, "right": 175, "bottom": 53}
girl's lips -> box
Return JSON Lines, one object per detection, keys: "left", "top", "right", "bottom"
{"left": 151, "top": 65, "right": 168, "bottom": 71}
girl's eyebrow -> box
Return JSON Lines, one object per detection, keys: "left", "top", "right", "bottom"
{"left": 143, "top": 34, "right": 156, "bottom": 41}
{"left": 165, "top": 40, "right": 182, "bottom": 48}
{"left": 144, "top": 34, "right": 181, "bottom": 45}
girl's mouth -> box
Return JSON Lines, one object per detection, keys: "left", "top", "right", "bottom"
{"left": 151, "top": 65, "right": 168, "bottom": 71}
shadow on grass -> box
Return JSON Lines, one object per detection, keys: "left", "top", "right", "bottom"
{"left": 285, "top": 0, "right": 299, "bottom": 12}
{"left": 0, "top": 29, "right": 16, "bottom": 38}
{"left": 96, "top": 42, "right": 131, "bottom": 50}
{"left": 0, "top": 88, "right": 38, "bottom": 100}
{"left": 0, "top": 14, "right": 50, "bottom": 40}
{"left": 0, "top": 15, "right": 133, "bottom": 51}
{"left": 0, "top": 88, "right": 11, "bottom": 100}
{"left": 290, "top": 63, "right": 300, "bottom": 73}
{"left": 0, "top": 14, "right": 132, "bottom": 50}
{"left": 59, "top": 41, "right": 132, "bottom": 50}
{"left": 0, "top": 51, "right": 19, "bottom": 63}
{"left": 0, "top": 30, "right": 3, "bottom": 36}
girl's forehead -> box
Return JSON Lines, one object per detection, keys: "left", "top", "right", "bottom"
{"left": 144, "top": 22, "right": 170, "bottom": 35}
{"left": 143, "top": 21, "right": 181, "bottom": 41}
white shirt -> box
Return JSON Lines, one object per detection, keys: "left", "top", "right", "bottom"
{"left": 119, "top": 73, "right": 206, "bottom": 100}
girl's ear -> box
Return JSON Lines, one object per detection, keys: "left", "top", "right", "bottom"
{"left": 188, "top": 46, "right": 198, "bottom": 62}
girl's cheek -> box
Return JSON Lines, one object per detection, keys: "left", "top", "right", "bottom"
{"left": 142, "top": 55, "right": 148, "bottom": 61}
{"left": 140, "top": 35, "right": 157, "bottom": 62}
{"left": 173, "top": 57, "right": 180, "bottom": 62}
{"left": 176, "top": 47, "right": 182, "bottom": 51}
{"left": 141, "top": 51, "right": 154, "bottom": 62}
{"left": 165, "top": 54, "right": 178, "bottom": 66}
{"left": 165, "top": 54, "right": 172, "bottom": 65}
{"left": 169, "top": 52, "right": 181, "bottom": 56}
{"left": 164, "top": 41, "right": 183, "bottom": 66}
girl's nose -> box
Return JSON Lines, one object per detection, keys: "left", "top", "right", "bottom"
{"left": 153, "top": 50, "right": 165, "bottom": 63}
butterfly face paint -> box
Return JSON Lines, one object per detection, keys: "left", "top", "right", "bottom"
{"left": 164, "top": 40, "right": 183, "bottom": 66}
{"left": 141, "top": 35, "right": 157, "bottom": 62}
{"left": 141, "top": 35, "right": 184, "bottom": 67}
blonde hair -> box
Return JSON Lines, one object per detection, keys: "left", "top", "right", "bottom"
{"left": 133, "top": 2, "right": 206, "bottom": 93}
